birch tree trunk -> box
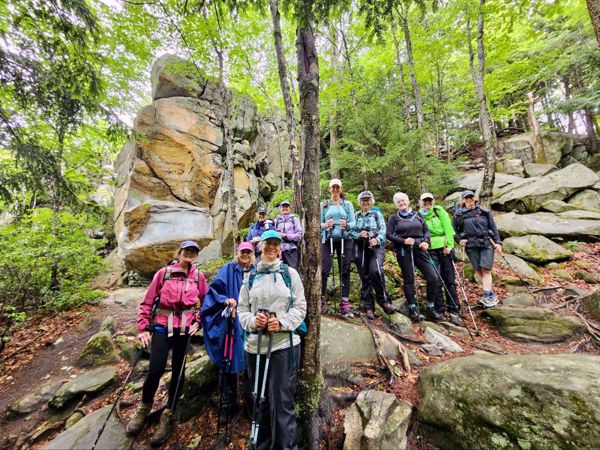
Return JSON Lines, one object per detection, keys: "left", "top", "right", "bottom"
{"left": 392, "top": 24, "right": 413, "bottom": 130}
{"left": 399, "top": 5, "right": 424, "bottom": 129}
{"left": 527, "top": 92, "right": 547, "bottom": 163}
{"left": 467, "top": 0, "right": 496, "bottom": 207}
{"left": 269, "top": 0, "right": 302, "bottom": 210}
{"left": 296, "top": 17, "right": 323, "bottom": 450}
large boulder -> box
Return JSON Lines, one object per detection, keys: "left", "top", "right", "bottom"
{"left": 419, "top": 354, "right": 600, "bottom": 450}
{"left": 41, "top": 405, "right": 131, "bottom": 450}
{"left": 321, "top": 317, "right": 379, "bottom": 363}
{"left": 482, "top": 306, "right": 582, "bottom": 343}
{"left": 496, "top": 212, "right": 600, "bottom": 240}
{"left": 382, "top": 312, "right": 414, "bottom": 336}
{"left": 494, "top": 253, "right": 543, "bottom": 283}
{"left": 50, "top": 368, "right": 118, "bottom": 409}
{"left": 343, "top": 390, "right": 412, "bottom": 450}
{"left": 115, "top": 55, "right": 284, "bottom": 273}
{"left": 76, "top": 330, "right": 120, "bottom": 368}
{"left": 174, "top": 355, "right": 218, "bottom": 418}
{"left": 456, "top": 172, "right": 524, "bottom": 194}
{"left": 5, "top": 380, "right": 63, "bottom": 419}
{"left": 580, "top": 289, "right": 600, "bottom": 322}
{"left": 567, "top": 188, "right": 600, "bottom": 210}
{"left": 558, "top": 209, "right": 600, "bottom": 220}
{"left": 493, "top": 163, "right": 599, "bottom": 213}
{"left": 523, "top": 163, "right": 556, "bottom": 177}
{"left": 502, "top": 234, "right": 572, "bottom": 263}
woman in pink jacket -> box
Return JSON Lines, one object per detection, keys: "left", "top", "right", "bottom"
{"left": 127, "top": 240, "right": 208, "bottom": 445}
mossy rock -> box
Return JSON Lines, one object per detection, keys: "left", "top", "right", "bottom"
{"left": 383, "top": 312, "right": 414, "bottom": 336}
{"left": 483, "top": 306, "right": 582, "bottom": 343}
{"left": 503, "top": 235, "right": 572, "bottom": 263}
{"left": 99, "top": 316, "right": 117, "bottom": 334}
{"left": 76, "top": 331, "right": 120, "bottom": 368}
{"left": 114, "top": 335, "right": 139, "bottom": 363}
{"left": 419, "top": 354, "right": 600, "bottom": 450}
{"left": 574, "top": 270, "right": 600, "bottom": 284}
{"left": 553, "top": 268, "right": 574, "bottom": 282}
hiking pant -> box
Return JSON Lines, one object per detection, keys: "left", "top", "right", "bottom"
{"left": 246, "top": 345, "right": 301, "bottom": 450}
{"left": 321, "top": 238, "right": 354, "bottom": 298}
{"left": 281, "top": 249, "right": 299, "bottom": 269}
{"left": 394, "top": 246, "right": 440, "bottom": 309}
{"left": 354, "top": 242, "right": 388, "bottom": 310}
{"left": 429, "top": 249, "right": 460, "bottom": 314}
{"left": 142, "top": 328, "right": 188, "bottom": 409}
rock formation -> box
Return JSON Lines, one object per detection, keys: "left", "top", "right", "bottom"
{"left": 114, "top": 55, "right": 290, "bottom": 274}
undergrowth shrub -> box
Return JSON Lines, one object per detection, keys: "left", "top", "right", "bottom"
{"left": 0, "top": 208, "right": 106, "bottom": 337}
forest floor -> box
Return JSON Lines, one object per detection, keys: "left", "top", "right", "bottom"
{"left": 0, "top": 244, "right": 599, "bottom": 449}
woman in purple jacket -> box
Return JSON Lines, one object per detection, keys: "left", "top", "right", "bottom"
{"left": 274, "top": 200, "right": 303, "bottom": 269}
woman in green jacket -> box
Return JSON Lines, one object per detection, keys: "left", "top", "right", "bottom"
{"left": 419, "top": 193, "right": 461, "bottom": 325}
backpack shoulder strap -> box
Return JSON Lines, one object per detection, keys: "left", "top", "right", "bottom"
{"left": 278, "top": 263, "right": 292, "bottom": 289}
{"left": 163, "top": 265, "right": 173, "bottom": 282}
{"left": 247, "top": 266, "right": 258, "bottom": 289}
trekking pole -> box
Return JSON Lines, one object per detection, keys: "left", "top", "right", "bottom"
{"left": 170, "top": 328, "right": 193, "bottom": 412}
{"left": 92, "top": 350, "right": 143, "bottom": 450}
{"left": 217, "top": 308, "right": 235, "bottom": 440}
{"left": 426, "top": 254, "right": 476, "bottom": 340}
{"left": 251, "top": 312, "right": 276, "bottom": 448}
{"left": 453, "top": 248, "right": 480, "bottom": 335}
{"left": 488, "top": 238, "right": 540, "bottom": 303}
{"left": 374, "top": 247, "right": 391, "bottom": 306}
{"left": 249, "top": 316, "right": 265, "bottom": 446}
{"left": 329, "top": 231, "right": 337, "bottom": 315}
{"left": 409, "top": 246, "right": 424, "bottom": 329}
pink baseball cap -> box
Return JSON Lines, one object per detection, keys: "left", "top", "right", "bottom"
{"left": 238, "top": 242, "right": 254, "bottom": 252}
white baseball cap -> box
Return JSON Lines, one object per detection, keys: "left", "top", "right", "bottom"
{"left": 329, "top": 179, "right": 342, "bottom": 187}
{"left": 420, "top": 192, "right": 434, "bottom": 201}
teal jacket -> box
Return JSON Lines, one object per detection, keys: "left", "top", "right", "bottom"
{"left": 351, "top": 209, "right": 386, "bottom": 246}
{"left": 320, "top": 199, "right": 356, "bottom": 242}
{"left": 420, "top": 205, "right": 455, "bottom": 250}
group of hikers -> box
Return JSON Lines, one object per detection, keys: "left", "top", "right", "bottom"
{"left": 125, "top": 178, "right": 502, "bottom": 449}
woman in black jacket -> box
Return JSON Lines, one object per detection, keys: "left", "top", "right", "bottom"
{"left": 386, "top": 192, "right": 442, "bottom": 322}
{"left": 452, "top": 190, "right": 502, "bottom": 307}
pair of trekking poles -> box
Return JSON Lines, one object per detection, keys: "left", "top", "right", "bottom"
{"left": 407, "top": 245, "right": 480, "bottom": 339}
{"left": 328, "top": 226, "right": 345, "bottom": 315}
{"left": 249, "top": 308, "right": 276, "bottom": 450}
{"left": 91, "top": 328, "right": 193, "bottom": 450}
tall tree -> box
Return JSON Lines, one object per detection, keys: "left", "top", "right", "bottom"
{"left": 587, "top": 0, "right": 600, "bottom": 45}
{"left": 295, "top": 5, "right": 322, "bottom": 448}
{"left": 467, "top": 0, "right": 496, "bottom": 207}
{"left": 396, "top": 1, "right": 424, "bottom": 129}
{"left": 269, "top": 0, "right": 302, "bottom": 212}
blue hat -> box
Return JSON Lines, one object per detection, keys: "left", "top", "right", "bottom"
{"left": 179, "top": 240, "right": 200, "bottom": 250}
{"left": 260, "top": 229, "right": 283, "bottom": 242}
{"left": 462, "top": 190, "right": 476, "bottom": 199}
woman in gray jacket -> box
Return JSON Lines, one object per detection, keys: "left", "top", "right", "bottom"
{"left": 238, "top": 229, "right": 306, "bottom": 450}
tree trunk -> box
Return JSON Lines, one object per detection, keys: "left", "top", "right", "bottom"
{"left": 400, "top": 7, "right": 424, "bottom": 129}
{"left": 296, "top": 18, "right": 323, "bottom": 450}
{"left": 527, "top": 92, "right": 547, "bottom": 163}
{"left": 584, "top": 107, "right": 600, "bottom": 154}
{"left": 562, "top": 77, "right": 575, "bottom": 133}
{"left": 269, "top": 0, "right": 301, "bottom": 211}
{"left": 467, "top": 0, "right": 496, "bottom": 207}
{"left": 329, "top": 20, "right": 340, "bottom": 179}
{"left": 392, "top": 25, "right": 413, "bottom": 130}
{"left": 587, "top": 0, "right": 600, "bottom": 46}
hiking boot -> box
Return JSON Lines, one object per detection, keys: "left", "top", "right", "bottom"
{"left": 365, "top": 309, "right": 375, "bottom": 320}
{"left": 340, "top": 298, "right": 354, "bottom": 319}
{"left": 150, "top": 408, "right": 172, "bottom": 447}
{"left": 425, "top": 308, "right": 444, "bottom": 322}
{"left": 448, "top": 312, "right": 461, "bottom": 326}
{"left": 478, "top": 294, "right": 498, "bottom": 308}
{"left": 408, "top": 306, "right": 423, "bottom": 322}
{"left": 126, "top": 403, "right": 151, "bottom": 435}
{"left": 382, "top": 303, "right": 397, "bottom": 314}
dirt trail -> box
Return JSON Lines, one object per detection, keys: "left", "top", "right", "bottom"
{"left": 0, "top": 288, "right": 144, "bottom": 446}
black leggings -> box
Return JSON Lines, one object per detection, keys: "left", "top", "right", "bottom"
{"left": 142, "top": 328, "right": 188, "bottom": 409}
{"left": 321, "top": 239, "right": 354, "bottom": 298}
{"left": 395, "top": 246, "right": 440, "bottom": 308}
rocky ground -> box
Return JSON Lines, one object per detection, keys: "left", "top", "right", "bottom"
{"left": 0, "top": 241, "right": 599, "bottom": 449}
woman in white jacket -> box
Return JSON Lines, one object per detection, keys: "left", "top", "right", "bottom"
{"left": 238, "top": 229, "right": 306, "bottom": 450}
